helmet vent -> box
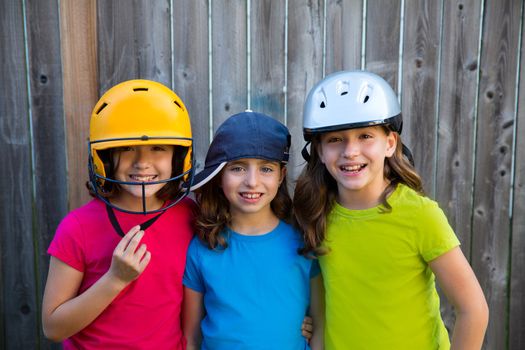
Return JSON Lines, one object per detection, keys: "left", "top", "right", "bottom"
{"left": 341, "top": 91, "right": 348, "bottom": 96}
{"left": 320, "top": 101, "right": 326, "bottom": 108}
{"left": 96, "top": 103, "right": 108, "bottom": 115}
{"left": 174, "top": 100, "right": 184, "bottom": 110}
{"left": 363, "top": 95, "right": 370, "bottom": 103}
{"left": 133, "top": 87, "right": 148, "bottom": 92}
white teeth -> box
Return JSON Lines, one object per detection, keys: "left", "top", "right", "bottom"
{"left": 341, "top": 164, "right": 364, "bottom": 172}
{"left": 241, "top": 193, "right": 261, "bottom": 199}
{"left": 130, "top": 175, "right": 157, "bottom": 182}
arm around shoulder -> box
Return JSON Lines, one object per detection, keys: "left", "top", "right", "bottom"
{"left": 309, "top": 274, "right": 325, "bottom": 350}
{"left": 182, "top": 286, "right": 205, "bottom": 350}
{"left": 429, "top": 247, "right": 489, "bottom": 350}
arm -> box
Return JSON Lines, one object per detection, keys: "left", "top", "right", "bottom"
{"left": 182, "top": 286, "right": 205, "bottom": 350}
{"left": 429, "top": 247, "right": 488, "bottom": 350}
{"left": 308, "top": 275, "right": 325, "bottom": 350}
{"left": 42, "top": 226, "right": 151, "bottom": 341}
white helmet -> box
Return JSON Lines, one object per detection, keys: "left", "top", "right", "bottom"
{"left": 303, "top": 70, "right": 402, "bottom": 141}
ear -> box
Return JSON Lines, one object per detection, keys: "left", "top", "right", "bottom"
{"left": 279, "top": 165, "right": 287, "bottom": 184}
{"left": 385, "top": 132, "right": 398, "bottom": 158}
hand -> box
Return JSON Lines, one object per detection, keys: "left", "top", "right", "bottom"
{"left": 108, "top": 225, "right": 151, "bottom": 286}
{"left": 301, "top": 315, "right": 313, "bottom": 341}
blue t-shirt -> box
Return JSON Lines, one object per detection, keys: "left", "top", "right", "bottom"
{"left": 183, "top": 220, "right": 319, "bottom": 350}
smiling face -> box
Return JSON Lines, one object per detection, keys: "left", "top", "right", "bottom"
{"left": 111, "top": 144, "right": 174, "bottom": 211}
{"left": 220, "top": 158, "right": 285, "bottom": 222}
{"left": 318, "top": 126, "right": 397, "bottom": 209}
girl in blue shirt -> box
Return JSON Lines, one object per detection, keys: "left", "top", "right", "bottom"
{"left": 183, "top": 111, "right": 323, "bottom": 350}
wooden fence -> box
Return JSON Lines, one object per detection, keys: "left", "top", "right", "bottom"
{"left": 1, "top": 0, "right": 524, "bottom": 349}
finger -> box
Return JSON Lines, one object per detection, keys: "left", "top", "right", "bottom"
{"left": 122, "top": 230, "right": 145, "bottom": 257}
{"left": 138, "top": 251, "right": 151, "bottom": 271}
{"left": 114, "top": 225, "right": 141, "bottom": 255}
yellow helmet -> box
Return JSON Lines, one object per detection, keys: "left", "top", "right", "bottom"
{"left": 88, "top": 79, "right": 193, "bottom": 213}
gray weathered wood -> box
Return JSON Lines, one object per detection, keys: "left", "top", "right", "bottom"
{"left": 60, "top": 0, "right": 98, "bottom": 212}
{"left": 172, "top": 0, "right": 210, "bottom": 172}
{"left": 471, "top": 0, "right": 522, "bottom": 348}
{"left": 401, "top": 0, "right": 442, "bottom": 194}
{"left": 250, "top": 0, "right": 286, "bottom": 122}
{"left": 286, "top": 0, "right": 324, "bottom": 182}
{"left": 509, "top": 5, "right": 525, "bottom": 348}
{"left": 435, "top": 0, "right": 482, "bottom": 332}
{"left": 364, "top": 0, "right": 401, "bottom": 89}
{"left": 97, "top": 0, "right": 172, "bottom": 91}
{"left": 211, "top": 0, "right": 247, "bottom": 130}
{"left": 0, "top": 1, "right": 38, "bottom": 348}
{"left": 325, "top": 0, "right": 363, "bottom": 74}
{"left": 25, "top": 0, "right": 69, "bottom": 348}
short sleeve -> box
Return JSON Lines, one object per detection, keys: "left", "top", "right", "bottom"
{"left": 417, "top": 201, "right": 460, "bottom": 262}
{"left": 182, "top": 237, "right": 205, "bottom": 293}
{"left": 47, "top": 213, "right": 86, "bottom": 272}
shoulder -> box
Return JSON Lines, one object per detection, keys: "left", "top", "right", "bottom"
{"left": 57, "top": 199, "right": 104, "bottom": 230}
{"left": 394, "top": 184, "right": 441, "bottom": 214}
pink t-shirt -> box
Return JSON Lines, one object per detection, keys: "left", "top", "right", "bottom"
{"left": 48, "top": 198, "right": 195, "bottom": 350}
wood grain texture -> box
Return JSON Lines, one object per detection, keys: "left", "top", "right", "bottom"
{"left": 97, "top": 0, "right": 172, "bottom": 92}
{"left": 434, "top": 0, "right": 482, "bottom": 332}
{"left": 365, "top": 0, "right": 401, "bottom": 89}
{"left": 471, "top": 0, "right": 522, "bottom": 348}
{"left": 172, "top": 0, "right": 210, "bottom": 173}
{"left": 509, "top": 3, "right": 525, "bottom": 347}
{"left": 25, "top": 0, "right": 69, "bottom": 348}
{"left": 0, "top": 1, "right": 38, "bottom": 348}
{"left": 325, "top": 0, "right": 363, "bottom": 73}
{"left": 250, "top": 0, "right": 286, "bottom": 122}
{"left": 211, "top": 0, "right": 247, "bottom": 130}
{"left": 286, "top": 0, "right": 324, "bottom": 182}
{"left": 60, "top": 0, "right": 98, "bottom": 212}
{"left": 401, "top": 0, "right": 442, "bottom": 194}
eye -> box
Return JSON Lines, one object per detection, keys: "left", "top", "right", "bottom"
{"left": 261, "top": 166, "right": 274, "bottom": 173}
{"left": 151, "top": 145, "right": 167, "bottom": 151}
{"left": 325, "top": 136, "right": 342, "bottom": 143}
{"left": 228, "top": 165, "right": 245, "bottom": 172}
{"left": 117, "top": 146, "right": 133, "bottom": 152}
{"left": 360, "top": 134, "right": 372, "bottom": 140}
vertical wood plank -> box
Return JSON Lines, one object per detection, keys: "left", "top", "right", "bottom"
{"left": 60, "top": 0, "right": 98, "bottom": 212}
{"left": 509, "top": 5, "right": 525, "bottom": 348}
{"left": 365, "top": 0, "right": 401, "bottom": 89}
{"left": 401, "top": 0, "right": 442, "bottom": 194}
{"left": 211, "top": 0, "right": 247, "bottom": 129}
{"left": 471, "top": 0, "right": 522, "bottom": 348}
{"left": 250, "top": 0, "right": 286, "bottom": 122}
{"left": 286, "top": 0, "right": 324, "bottom": 182}
{"left": 0, "top": 1, "right": 38, "bottom": 348}
{"left": 25, "top": 0, "right": 69, "bottom": 347}
{"left": 172, "top": 0, "right": 210, "bottom": 172}
{"left": 435, "top": 0, "right": 482, "bottom": 331}
{"left": 325, "top": 0, "right": 363, "bottom": 74}
{"left": 97, "top": 0, "right": 172, "bottom": 91}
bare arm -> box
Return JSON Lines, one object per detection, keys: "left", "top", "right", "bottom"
{"left": 42, "top": 226, "right": 151, "bottom": 341}
{"left": 429, "top": 247, "right": 488, "bottom": 350}
{"left": 308, "top": 275, "right": 325, "bottom": 350}
{"left": 182, "top": 286, "right": 205, "bottom": 350}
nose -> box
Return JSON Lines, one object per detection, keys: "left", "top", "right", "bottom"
{"left": 342, "top": 139, "right": 359, "bottom": 158}
{"left": 244, "top": 167, "right": 258, "bottom": 187}
{"left": 133, "top": 147, "right": 151, "bottom": 169}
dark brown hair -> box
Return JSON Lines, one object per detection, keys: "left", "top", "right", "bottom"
{"left": 194, "top": 163, "right": 292, "bottom": 250}
{"left": 293, "top": 127, "right": 423, "bottom": 257}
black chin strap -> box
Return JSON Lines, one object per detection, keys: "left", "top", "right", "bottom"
{"left": 106, "top": 204, "right": 165, "bottom": 237}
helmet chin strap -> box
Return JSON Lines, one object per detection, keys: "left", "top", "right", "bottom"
{"left": 301, "top": 142, "right": 311, "bottom": 162}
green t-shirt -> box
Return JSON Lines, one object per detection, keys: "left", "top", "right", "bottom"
{"left": 319, "top": 184, "right": 459, "bottom": 350}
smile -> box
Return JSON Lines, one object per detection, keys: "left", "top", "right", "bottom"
{"left": 340, "top": 164, "right": 366, "bottom": 173}
{"left": 129, "top": 175, "right": 158, "bottom": 182}
{"left": 240, "top": 192, "right": 262, "bottom": 199}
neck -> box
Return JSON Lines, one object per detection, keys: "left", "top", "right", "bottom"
{"left": 229, "top": 210, "right": 280, "bottom": 236}
{"left": 337, "top": 180, "right": 391, "bottom": 210}
{"left": 110, "top": 193, "right": 164, "bottom": 213}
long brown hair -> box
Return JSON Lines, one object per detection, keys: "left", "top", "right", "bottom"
{"left": 194, "top": 164, "right": 292, "bottom": 250}
{"left": 293, "top": 127, "right": 423, "bottom": 257}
